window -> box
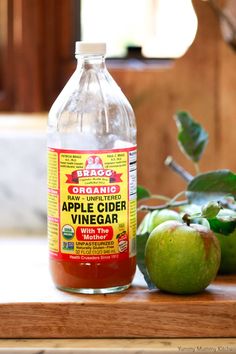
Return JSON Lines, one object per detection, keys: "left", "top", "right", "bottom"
{"left": 80, "top": 0, "right": 198, "bottom": 59}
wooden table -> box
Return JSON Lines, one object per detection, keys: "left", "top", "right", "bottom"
{"left": 0, "top": 338, "right": 236, "bottom": 353}
{"left": 0, "top": 236, "right": 236, "bottom": 350}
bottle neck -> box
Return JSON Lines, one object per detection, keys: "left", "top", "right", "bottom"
{"left": 76, "top": 55, "right": 106, "bottom": 70}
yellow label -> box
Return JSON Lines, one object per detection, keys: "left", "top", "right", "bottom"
{"left": 47, "top": 147, "right": 137, "bottom": 262}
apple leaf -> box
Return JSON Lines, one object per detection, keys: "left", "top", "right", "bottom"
{"left": 136, "top": 233, "right": 156, "bottom": 289}
{"left": 175, "top": 111, "right": 208, "bottom": 163}
{"left": 136, "top": 213, "right": 156, "bottom": 289}
{"left": 187, "top": 170, "right": 236, "bottom": 205}
{"left": 137, "top": 185, "right": 151, "bottom": 201}
{"left": 208, "top": 216, "right": 236, "bottom": 235}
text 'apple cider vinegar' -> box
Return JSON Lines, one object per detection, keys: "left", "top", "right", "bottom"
{"left": 47, "top": 42, "right": 137, "bottom": 294}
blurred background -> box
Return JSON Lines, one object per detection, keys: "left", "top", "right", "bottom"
{"left": 0, "top": 0, "right": 236, "bottom": 234}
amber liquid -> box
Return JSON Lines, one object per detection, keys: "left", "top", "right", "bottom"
{"left": 50, "top": 256, "right": 136, "bottom": 293}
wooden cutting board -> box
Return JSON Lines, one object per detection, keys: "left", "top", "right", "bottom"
{"left": 0, "top": 236, "right": 236, "bottom": 338}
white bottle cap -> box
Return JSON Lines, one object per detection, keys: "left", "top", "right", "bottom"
{"left": 75, "top": 42, "right": 106, "bottom": 55}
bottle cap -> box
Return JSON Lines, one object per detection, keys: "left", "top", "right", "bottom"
{"left": 75, "top": 42, "right": 106, "bottom": 55}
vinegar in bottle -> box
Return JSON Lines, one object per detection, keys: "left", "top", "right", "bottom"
{"left": 47, "top": 42, "right": 137, "bottom": 294}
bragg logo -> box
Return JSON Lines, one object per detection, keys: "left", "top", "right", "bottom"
{"left": 77, "top": 169, "right": 113, "bottom": 178}
{"left": 85, "top": 155, "right": 103, "bottom": 169}
{"left": 66, "top": 155, "right": 122, "bottom": 183}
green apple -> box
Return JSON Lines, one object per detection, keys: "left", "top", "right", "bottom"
{"left": 145, "top": 220, "right": 221, "bottom": 294}
{"left": 215, "top": 209, "right": 236, "bottom": 274}
{"left": 147, "top": 209, "right": 182, "bottom": 232}
{"left": 138, "top": 209, "right": 182, "bottom": 235}
{"left": 217, "top": 231, "right": 236, "bottom": 274}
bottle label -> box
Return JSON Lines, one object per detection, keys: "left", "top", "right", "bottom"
{"left": 48, "top": 147, "right": 137, "bottom": 263}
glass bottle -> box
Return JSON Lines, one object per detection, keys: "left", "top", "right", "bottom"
{"left": 47, "top": 42, "right": 137, "bottom": 294}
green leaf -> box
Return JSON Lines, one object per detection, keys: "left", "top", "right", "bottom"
{"left": 136, "top": 213, "right": 156, "bottom": 289}
{"left": 187, "top": 170, "right": 236, "bottom": 205}
{"left": 137, "top": 185, "right": 151, "bottom": 201}
{"left": 175, "top": 111, "right": 208, "bottom": 163}
{"left": 136, "top": 233, "right": 156, "bottom": 289}
{"left": 208, "top": 217, "right": 236, "bottom": 235}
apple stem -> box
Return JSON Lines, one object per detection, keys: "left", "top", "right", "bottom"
{"left": 138, "top": 200, "right": 188, "bottom": 212}
{"left": 182, "top": 213, "right": 191, "bottom": 226}
{"left": 165, "top": 156, "right": 193, "bottom": 182}
{"left": 194, "top": 162, "right": 200, "bottom": 175}
{"left": 138, "top": 190, "right": 188, "bottom": 212}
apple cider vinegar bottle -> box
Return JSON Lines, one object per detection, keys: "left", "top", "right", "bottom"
{"left": 47, "top": 42, "right": 137, "bottom": 294}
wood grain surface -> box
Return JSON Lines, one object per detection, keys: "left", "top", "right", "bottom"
{"left": 0, "top": 236, "right": 235, "bottom": 339}
{"left": 1, "top": 338, "right": 236, "bottom": 352}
